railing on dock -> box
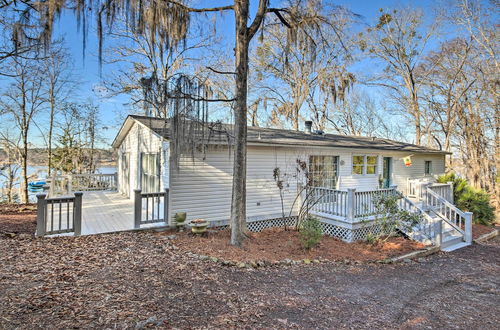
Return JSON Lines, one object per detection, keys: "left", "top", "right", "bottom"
{"left": 134, "top": 189, "right": 169, "bottom": 228}
{"left": 36, "top": 192, "right": 83, "bottom": 236}
{"left": 48, "top": 173, "right": 117, "bottom": 196}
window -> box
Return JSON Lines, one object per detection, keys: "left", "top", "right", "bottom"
{"left": 425, "top": 161, "right": 432, "bottom": 175}
{"left": 352, "top": 155, "right": 378, "bottom": 175}
{"left": 366, "top": 156, "right": 378, "bottom": 174}
{"left": 141, "top": 153, "right": 160, "bottom": 193}
{"left": 309, "top": 155, "right": 339, "bottom": 188}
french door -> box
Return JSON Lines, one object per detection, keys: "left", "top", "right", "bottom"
{"left": 140, "top": 153, "right": 160, "bottom": 193}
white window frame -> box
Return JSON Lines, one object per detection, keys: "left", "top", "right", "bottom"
{"left": 424, "top": 160, "right": 433, "bottom": 175}
{"left": 352, "top": 155, "right": 378, "bottom": 175}
{"left": 309, "top": 155, "right": 339, "bottom": 188}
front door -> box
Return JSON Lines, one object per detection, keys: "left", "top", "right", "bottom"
{"left": 383, "top": 157, "right": 392, "bottom": 188}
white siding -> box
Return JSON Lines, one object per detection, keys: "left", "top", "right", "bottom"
{"left": 116, "top": 122, "right": 169, "bottom": 199}
{"left": 169, "top": 144, "right": 446, "bottom": 224}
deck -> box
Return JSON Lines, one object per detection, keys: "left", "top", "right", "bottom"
{"left": 46, "top": 191, "right": 167, "bottom": 236}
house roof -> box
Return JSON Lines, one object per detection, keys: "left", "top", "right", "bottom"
{"left": 112, "top": 115, "right": 450, "bottom": 155}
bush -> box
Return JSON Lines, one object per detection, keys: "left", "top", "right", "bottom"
{"left": 299, "top": 216, "right": 323, "bottom": 250}
{"left": 437, "top": 173, "right": 495, "bottom": 225}
{"left": 369, "top": 193, "right": 422, "bottom": 242}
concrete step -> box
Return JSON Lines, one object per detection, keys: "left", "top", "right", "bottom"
{"left": 441, "top": 235, "right": 463, "bottom": 249}
{"left": 441, "top": 242, "right": 471, "bottom": 252}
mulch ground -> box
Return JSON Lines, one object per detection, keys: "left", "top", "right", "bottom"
{"left": 0, "top": 231, "right": 499, "bottom": 329}
{"left": 172, "top": 228, "right": 425, "bottom": 262}
{"left": 0, "top": 208, "right": 499, "bottom": 329}
{"left": 472, "top": 223, "right": 498, "bottom": 239}
{"left": 0, "top": 204, "right": 37, "bottom": 236}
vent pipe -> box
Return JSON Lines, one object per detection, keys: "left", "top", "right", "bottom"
{"left": 304, "top": 121, "right": 312, "bottom": 134}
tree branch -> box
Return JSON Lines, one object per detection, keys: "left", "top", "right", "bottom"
{"left": 206, "top": 66, "right": 236, "bottom": 75}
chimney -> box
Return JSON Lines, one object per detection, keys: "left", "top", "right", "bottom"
{"left": 304, "top": 121, "right": 312, "bottom": 134}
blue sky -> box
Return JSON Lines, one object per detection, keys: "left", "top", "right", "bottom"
{"left": 1, "top": 0, "right": 449, "bottom": 147}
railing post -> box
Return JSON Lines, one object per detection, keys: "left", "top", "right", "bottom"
{"left": 164, "top": 188, "right": 169, "bottom": 224}
{"left": 114, "top": 173, "right": 118, "bottom": 191}
{"left": 36, "top": 194, "right": 47, "bottom": 237}
{"left": 68, "top": 175, "right": 73, "bottom": 194}
{"left": 447, "top": 181, "right": 454, "bottom": 204}
{"left": 435, "top": 219, "right": 443, "bottom": 247}
{"left": 134, "top": 189, "right": 142, "bottom": 229}
{"left": 74, "top": 192, "right": 83, "bottom": 236}
{"left": 464, "top": 212, "right": 473, "bottom": 244}
{"left": 347, "top": 188, "right": 356, "bottom": 222}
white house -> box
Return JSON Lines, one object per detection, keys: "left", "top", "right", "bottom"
{"left": 109, "top": 115, "right": 467, "bottom": 245}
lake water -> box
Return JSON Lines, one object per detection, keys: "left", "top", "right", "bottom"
{"left": 0, "top": 165, "right": 117, "bottom": 202}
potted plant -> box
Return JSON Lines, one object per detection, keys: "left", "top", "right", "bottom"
{"left": 190, "top": 218, "right": 208, "bottom": 235}
{"left": 174, "top": 212, "right": 187, "bottom": 228}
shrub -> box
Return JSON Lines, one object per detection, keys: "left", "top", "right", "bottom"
{"left": 437, "top": 173, "right": 495, "bottom": 225}
{"left": 299, "top": 216, "right": 323, "bottom": 250}
{"left": 368, "top": 193, "right": 423, "bottom": 242}
{"left": 457, "top": 187, "right": 495, "bottom": 226}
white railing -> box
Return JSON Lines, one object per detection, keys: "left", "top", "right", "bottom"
{"left": 425, "top": 188, "right": 472, "bottom": 243}
{"left": 407, "top": 176, "right": 436, "bottom": 199}
{"left": 428, "top": 182, "right": 453, "bottom": 203}
{"left": 308, "top": 187, "right": 397, "bottom": 222}
{"left": 48, "top": 173, "right": 118, "bottom": 196}
{"left": 309, "top": 187, "right": 348, "bottom": 218}
{"left": 36, "top": 192, "right": 83, "bottom": 236}
{"left": 354, "top": 188, "right": 397, "bottom": 218}
{"left": 397, "top": 195, "right": 442, "bottom": 245}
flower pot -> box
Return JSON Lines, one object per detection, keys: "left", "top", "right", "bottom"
{"left": 190, "top": 219, "right": 208, "bottom": 234}
{"left": 174, "top": 212, "right": 187, "bottom": 226}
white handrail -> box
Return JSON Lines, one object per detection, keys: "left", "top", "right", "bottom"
{"left": 425, "top": 188, "right": 468, "bottom": 235}
{"left": 398, "top": 195, "right": 440, "bottom": 244}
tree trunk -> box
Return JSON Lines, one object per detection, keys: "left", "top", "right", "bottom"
{"left": 48, "top": 92, "right": 55, "bottom": 176}
{"left": 230, "top": 0, "right": 250, "bottom": 246}
{"left": 21, "top": 135, "right": 28, "bottom": 204}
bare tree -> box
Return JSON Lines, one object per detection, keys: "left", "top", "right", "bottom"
{"left": 0, "top": 56, "right": 45, "bottom": 203}
{"left": 42, "top": 45, "right": 77, "bottom": 176}
{"left": 359, "top": 8, "right": 438, "bottom": 145}
{"left": 254, "top": 0, "right": 354, "bottom": 131}
{"left": 0, "top": 134, "right": 21, "bottom": 203}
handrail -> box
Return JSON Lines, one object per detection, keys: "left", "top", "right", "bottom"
{"left": 425, "top": 188, "right": 466, "bottom": 235}
{"left": 397, "top": 195, "right": 439, "bottom": 244}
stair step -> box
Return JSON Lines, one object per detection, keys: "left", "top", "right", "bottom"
{"left": 441, "top": 242, "right": 471, "bottom": 252}
{"left": 441, "top": 235, "right": 463, "bottom": 249}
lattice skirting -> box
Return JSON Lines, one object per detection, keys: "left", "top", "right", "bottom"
{"left": 210, "top": 216, "right": 298, "bottom": 232}
{"left": 209, "top": 216, "right": 380, "bottom": 243}
{"left": 320, "top": 222, "right": 383, "bottom": 242}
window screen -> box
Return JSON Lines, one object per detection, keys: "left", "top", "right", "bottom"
{"left": 309, "top": 156, "right": 339, "bottom": 188}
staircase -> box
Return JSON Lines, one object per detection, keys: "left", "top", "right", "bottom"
{"left": 399, "top": 183, "right": 473, "bottom": 252}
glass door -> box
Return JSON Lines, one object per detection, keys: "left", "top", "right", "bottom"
{"left": 140, "top": 153, "right": 160, "bottom": 193}
{"left": 383, "top": 157, "right": 392, "bottom": 188}
{"left": 121, "top": 153, "right": 130, "bottom": 197}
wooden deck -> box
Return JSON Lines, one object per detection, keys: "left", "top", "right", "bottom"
{"left": 47, "top": 191, "right": 167, "bottom": 236}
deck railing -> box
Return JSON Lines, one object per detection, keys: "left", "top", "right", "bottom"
{"left": 308, "top": 186, "right": 397, "bottom": 222}
{"left": 134, "top": 189, "right": 169, "bottom": 228}
{"left": 354, "top": 188, "right": 398, "bottom": 218}
{"left": 309, "top": 187, "right": 349, "bottom": 217}
{"left": 36, "top": 192, "right": 83, "bottom": 236}
{"left": 428, "top": 182, "right": 453, "bottom": 203}
{"left": 48, "top": 173, "right": 117, "bottom": 196}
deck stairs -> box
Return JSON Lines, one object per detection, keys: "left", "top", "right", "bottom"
{"left": 398, "top": 187, "right": 472, "bottom": 252}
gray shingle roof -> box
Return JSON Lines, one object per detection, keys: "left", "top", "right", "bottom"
{"left": 126, "top": 115, "right": 449, "bottom": 154}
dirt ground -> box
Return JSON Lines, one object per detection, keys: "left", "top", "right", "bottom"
{"left": 1, "top": 228, "right": 498, "bottom": 329}
{"left": 173, "top": 227, "right": 425, "bottom": 262}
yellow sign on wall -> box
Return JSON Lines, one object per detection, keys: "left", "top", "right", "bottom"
{"left": 403, "top": 156, "right": 412, "bottom": 167}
